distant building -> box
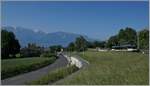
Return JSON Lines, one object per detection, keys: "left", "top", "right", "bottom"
{"left": 96, "top": 47, "right": 108, "bottom": 52}
{"left": 111, "top": 44, "right": 137, "bottom": 51}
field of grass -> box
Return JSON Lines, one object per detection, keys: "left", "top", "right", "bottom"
{"left": 28, "top": 65, "right": 79, "bottom": 85}
{"left": 2, "top": 57, "right": 56, "bottom": 79}
{"left": 55, "top": 51, "right": 149, "bottom": 85}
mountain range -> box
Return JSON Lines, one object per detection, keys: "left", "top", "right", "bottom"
{"left": 2, "top": 26, "right": 95, "bottom": 47}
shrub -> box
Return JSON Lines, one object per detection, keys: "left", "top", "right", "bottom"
{"left": 15, "top": 53, "right": 24, "bottom": 58}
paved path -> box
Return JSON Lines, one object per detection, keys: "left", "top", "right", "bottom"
{"left": 1, "top": 54, "right": 68, "bottom": 85}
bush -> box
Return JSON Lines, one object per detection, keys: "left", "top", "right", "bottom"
{"left": 20, "top": 49, "right": 41, "bottom": 57}
{"left": 15, "top": 53, "right": 24, "bottom": 58}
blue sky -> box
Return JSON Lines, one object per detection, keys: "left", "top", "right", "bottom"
{"left": 2, "top": 1, "right": 149, "bottom": 40}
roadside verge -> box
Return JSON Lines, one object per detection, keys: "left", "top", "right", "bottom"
{"left": 51, "top": 54, "right": 89, "bottom": 85}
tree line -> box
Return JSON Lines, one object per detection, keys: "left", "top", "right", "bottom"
{"left": 106, "top": 27, "right": 149, "bottom": 49}
{"left": 1, "top": 29, "right": 63, "bottom": 59}
{"left": 1, "top": 27, "right": 149, "bottom": 59}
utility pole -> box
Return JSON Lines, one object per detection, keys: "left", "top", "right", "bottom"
{"left": 83, "top": 48, "right": 84, "bottom": 56}
{"left": 137, "top": 32, "right": 140, "bottom": 49}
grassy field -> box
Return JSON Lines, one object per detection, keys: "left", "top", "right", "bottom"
{"left": 2, "top": 57, "right": 56, "bottom": 79}
{"left": 55, "top": 51, "right": 149, "bottom": 85}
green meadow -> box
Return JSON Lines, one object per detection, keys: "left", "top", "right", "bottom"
{"left": 55, "top": 51, "right": 149, "bottom": 85}
{"left": 2, "top": 57, "right": 56, "bottom": 79}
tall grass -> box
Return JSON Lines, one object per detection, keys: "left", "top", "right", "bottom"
{"left": 55, "top": 51, "right": 149, "bottom": 85}
{"left": 2, "top": 57, "right": 56, "bottom": 79}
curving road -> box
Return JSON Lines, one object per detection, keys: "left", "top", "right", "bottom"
{"left": 1, "top": 54, "right": 68, "bottom": 85}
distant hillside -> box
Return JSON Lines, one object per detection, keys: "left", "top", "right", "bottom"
{"left": 2, "top": 26, "right": 95, "bottom": 47}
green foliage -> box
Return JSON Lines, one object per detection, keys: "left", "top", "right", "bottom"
{"left": 87, "top": 41, "right": 94, "bottom": 48}
{"left": 87, "top": 41, "right": 106, "bottom": 48}
{"left": 28, "top": 65, "right": 79, "bottom": 85}
{"left": 118, "top": 27, "right": 137, "bottom": 45}
{"left": 106, "top": 35, "right": 119, "bottom": 48}
{"left": 15, "top": 53, "right": 24, "bottom": 58}
{"left": 106, "top": 27, "right": 137, "bottom": 48}
{"left": 1, "top": 57, "right": 56, "bottom": 79}
{"left": 139, "top": 29, "right": 149, "bottom": 49}
{"left": 1, "top": 29, "right": 20, "bottom": 59}
{"left": 118, "top": 29, "right": 126, "bottom": 44}
{"left": 95, "top": 41, "right": 106, "bottom": 48}
{"left": 67, "top": 42, "right": 75, "bottom": 51}
{"left": 74, "top": 36, "right": 88, "bottom": 52}
{"left": 20, "top": 43, "right": 44, "bottom": 57}
{"left": 49, "top": 45, "right": 63, "bottom": 53}
{"left": 67, "top": 36, "right": 88, "bottom": 52}
{"left": 55, "top": 51, "right": 149, "bottom": 85}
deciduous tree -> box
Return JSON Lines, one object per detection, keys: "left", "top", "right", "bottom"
{"left": 139, "top": 29, "right": 149, "bottom": 49}
{"left": 1, "top": 29, "right": 20, "bottom": 59}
